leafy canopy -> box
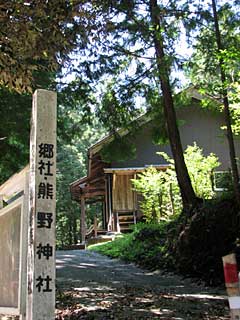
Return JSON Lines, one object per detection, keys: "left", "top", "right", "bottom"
{"left": 186, "top": 3, "right": 240, "bottom": 98}
{"left": 0, "top": 1, "right": 91, "bottom": 92}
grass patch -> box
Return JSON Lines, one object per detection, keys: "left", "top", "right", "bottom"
{"left": 89, "top": 234, "right": 132, "bottom": 259}
{"left": 89, "top": 198, "right": 240, "bottom": 286}
{"left": 89, "top": 221, "right": 175, "bottom": 270}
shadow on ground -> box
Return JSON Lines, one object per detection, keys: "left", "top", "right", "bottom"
{"left": 56, "top": 250, "right": 229, "bottom": 320}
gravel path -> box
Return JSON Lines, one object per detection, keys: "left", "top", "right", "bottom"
{"left": 56, "top": 250, "right": 230, "bottom": 319}
{"left": 56, "top": 250, "right": 223, "bottom": 295}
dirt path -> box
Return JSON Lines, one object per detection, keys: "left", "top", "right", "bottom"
{"left": 56, "top": 250, "right": 230, "bottom": 319}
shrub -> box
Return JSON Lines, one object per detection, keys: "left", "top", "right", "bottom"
{"left": 132, "top": 143, "right": 220, "bottom": 222}
{"left": 174, "top": 198, "right": 240, "bottom": 285}
{"left": 90, "top": 222, "right": 173, "bottom": 270}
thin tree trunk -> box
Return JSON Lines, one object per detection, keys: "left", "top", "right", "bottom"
{"left": 212, "top": 0, "right": 240, "bottom": 205}
{"left": 68, "top": 221, "right": 73, "bottom": 245}
{"left": 73, "top": 217, "right": 78, "bottom": 244}
{"left": 158, "top": 192, "right": 163, "bottom": 217}
{"left": 169, "top": 183, "right": 175, "bottom": 215}
{"left": 149, "top": 0, "right": 197, "bottom": 210}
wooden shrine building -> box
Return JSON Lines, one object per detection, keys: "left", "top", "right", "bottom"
{"left": 70, "top": 88, "right": 240, "bottom": 242}
{"left": 70, "top": 148, "right": 169, "bottom": 241}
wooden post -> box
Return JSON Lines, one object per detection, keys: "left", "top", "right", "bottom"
{"left": 102, "top": 199, "right": 106, "bottom": 230}
{"left": 115, "top": 212, "right": 120, "bottom": 233}
{"left": 19, "top": 172, "right": 29, "bottom": 320}
{"left": 133, "top": 172, "right": 137, "bottom": 225}
{"left": 222, "top": 254, "right": 240, "bottom": 319}
{"left": 104, "top": 177, "right": 109, "bottom": 230}
{"left": 0, "top": 195, "right": 3, "bottom": 209}
{"left": 27, "top": 90, "right": 57, "bottom": 320}
{"left": 107, "top": 175, "right": 112, "bottom": 231}
{"left": 81, "top": 196, "right": 86, "bottom": 243}
{"left": 94, "top": 216, "right": 98, "bottom": 238}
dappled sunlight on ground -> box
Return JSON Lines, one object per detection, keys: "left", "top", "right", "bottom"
{"left": 56, "top": 286, "right": 229, "bottom": 319}
{"left": 56, "top": 250, "right": 229, "bottom": 319}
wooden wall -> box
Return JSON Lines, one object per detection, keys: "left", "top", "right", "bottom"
{"left": 112, "top": 174, "right": 135, "bottom": 212}
{"left": 0, "top": 203, "right": 21, "bottom": 308}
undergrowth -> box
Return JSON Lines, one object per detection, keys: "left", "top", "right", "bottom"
{"left": 89, "top": 221, "right": 176, "bottom": 270}
{"left": 90, "top": 197, "right": 240, "bottom": 286}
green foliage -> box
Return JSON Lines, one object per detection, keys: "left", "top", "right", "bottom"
{"left": 0, "top": 71, "right": 55, "bottom": 184}
{"left": 132, "top": 167, "right": 181, "bottom": 222}
{"left": 56, "top": 143, "right": 84, "bottom": 247}
{"left": 0, "top": 1, "right": 91, "bottom": 92}
{"left": 56, "top": 115, "right": 105, "bottom": 248}
{"left": 151, "top": 124, "right": 169, "bottom": 146}
{"left": 184, "top": 143, "right": 220, "bottom": 199}
{"left": 229, "top": 83, "right": 240, "bottom": 136}
{"left": 160, "top": 143, "right": 220, "bottom": 201}
{"left": 214, "top": 171, "right": 233, "bottom": 193}
{"left": 90, "top": 221, "right": 173, "bottom": 270}
{"left": 89, "top": 235, "right": 132, "bottom": 259}
{"left": 100, "top": 135, "right": 136, "bottom": 163}
{"left": 186, "top": 3, "right": 240, "bottom": 99}
{"left": 145, "top": 89, "right": 168, "bottom": 146}
{"left": 97, "top": 81, "right": 141, "bottom": 133}
{"left": 150, "top": 110, "right": 169, "bottom": 146}
{"left": 0, "top": 57, "right": 105, "bottom": 247}
{"left": 0, "top": 87, "right": 31, "bottom": 183}
{"left": 175, "top": 197, "right": 240, "bottom": 285}
{"left": 132, "top": 143, "right": 220, "bottom": 222}
{"left": 91, "top": 198, "right": 240, "bottom": 285}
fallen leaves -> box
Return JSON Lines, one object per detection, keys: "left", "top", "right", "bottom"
{"left": 55, "top": 286, "right": 230, "bottom": 320}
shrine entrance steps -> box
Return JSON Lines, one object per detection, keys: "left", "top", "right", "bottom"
{"left": 86, "top": 232, "right": 118, "bottom": 247}
{"left": 118, "top": 211, "right": 136, "bottom": 233}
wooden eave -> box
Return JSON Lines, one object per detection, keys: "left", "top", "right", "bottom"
{"left": 70, "top": 153, "right": 110, "bottom": 202}
{"left": 104, "top": 165, "right": 170, "bottom": 175}
{"left": 70, "top": 176, "right": 88, "bottom": 190}
{"left": 71, "top": 176, "right": 106, "bottom": 201}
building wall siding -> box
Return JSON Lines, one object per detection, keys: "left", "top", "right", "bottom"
{"left": 112, "top": 105, "right": 240, "bottom": 170}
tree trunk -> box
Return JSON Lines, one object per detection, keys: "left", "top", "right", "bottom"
{"left": 169, "top": 183, "right": 175, "bottom": 215}
{"left": 68, "top": 222, "right": 73, "bottom": 245}
{"left": 72, "top": 217, "right": 78, "bottom": 244}
{"left": 212, "top": 0, "right": 240, "bottom": 205}
{"left": 149, "top": 0, "right": 197, "bottom": 210}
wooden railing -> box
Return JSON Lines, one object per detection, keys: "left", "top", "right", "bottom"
{"left": 86, "top": 217, "right": 99, "bottom": 239}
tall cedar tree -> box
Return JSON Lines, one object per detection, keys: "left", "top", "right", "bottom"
{"left": 149, "top": 0, "right": 196, "bottom": 209}
{"left": 211, "top": 0, "right": 240, "bottom": 204}
{"left": 88, "top": 0, "right": 197, "bottom": 210}
{"left": 187, "top": 1, "right": 240, "bottom": 203}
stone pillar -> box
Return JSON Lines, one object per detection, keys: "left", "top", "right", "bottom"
{"left": 26, "top": 90, "right": 57, "bottom": 320}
